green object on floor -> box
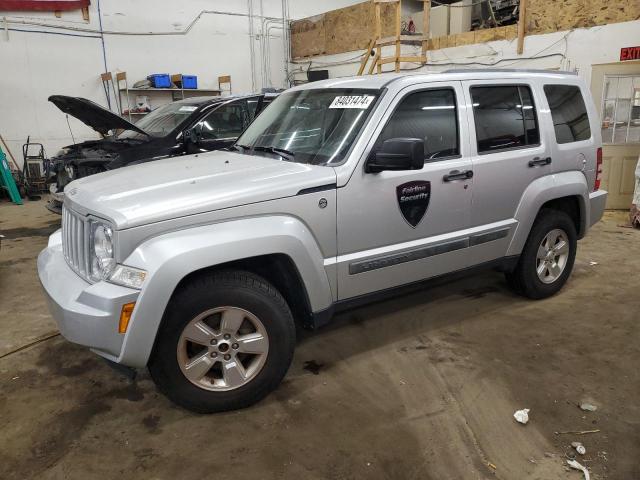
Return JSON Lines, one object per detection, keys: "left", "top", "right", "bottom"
{"left": 0, "top": 146, "right": 23, "bottom": 205}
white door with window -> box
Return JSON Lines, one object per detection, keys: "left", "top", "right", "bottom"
{"left": 591, "top": 64, "right": 640, "bottom": 209}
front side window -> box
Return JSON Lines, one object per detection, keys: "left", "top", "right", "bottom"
{"left": 544, "top": 85, "right": 591, "bottom": 144}
{"left": 374, "top": 88, "right": 459, "bottom": 161}
{"left": 601, "top": 75, "right": 640, "bottom": 144}
{"left": 196, "top": 101, "right": 249, "bottom": 140}
{"left": 471, "top": 85, "right": 540, "bottom": 153}
{"left": 235, "top": 88, "right": 380, "bottom": 165}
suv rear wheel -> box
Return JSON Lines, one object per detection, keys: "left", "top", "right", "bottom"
{"left": 506, "top": 209, "right": 577, "bottom": 299}
{"left": 148, "top": 270, "right": 295, "bottom": 413}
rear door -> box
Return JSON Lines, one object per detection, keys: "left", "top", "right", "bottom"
{"left": 462, "top": 79, "right": 551, "bottom": 263}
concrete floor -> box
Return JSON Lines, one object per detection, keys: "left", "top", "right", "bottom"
{"left": 0, "top": 199, "right": 638, "bottom": 480}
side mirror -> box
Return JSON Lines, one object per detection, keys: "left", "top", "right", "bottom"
{"left": 183, "top": 124, "right": 203, "bottom": 145}
{"left": 366, "top": 138, "right": 424, "bottom": 173}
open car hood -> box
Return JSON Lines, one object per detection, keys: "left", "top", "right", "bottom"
{"left": 48, "top": 95, "right": 148, "bottom": 137}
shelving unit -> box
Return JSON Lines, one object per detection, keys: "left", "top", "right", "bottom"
{"left": 116, "top": 72, "right": 222, "bottom": 121}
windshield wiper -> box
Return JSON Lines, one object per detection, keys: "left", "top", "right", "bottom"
{"left": 229, "top": 144, "right": 250, "bottom": 152}
{"left": 251, "top": 145, "right": 295, "bottom": 161}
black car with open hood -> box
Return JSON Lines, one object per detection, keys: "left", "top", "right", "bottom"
{"left": 47, "top": 92, "right": 277, "bottom": 214}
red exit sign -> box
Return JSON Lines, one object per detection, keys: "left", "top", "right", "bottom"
{"left": 620, "top": 46, "right": 640, "bottom": 61}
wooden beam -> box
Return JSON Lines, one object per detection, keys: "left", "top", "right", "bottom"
{"left": 379, "top": 55, "right": 426, "bottom": 65}
{"left": 376, "top": 35, "right": 428, "bottom": 46}
{"left": 358, "top": 38, "right": 376, "bottom": 75}
{"left": 422, "top": 0, "right": 430, "bottom": 63}
{"left": 375, "top": 1, "right": 382, "bottom": 73}
{"left": 368, "top": 54, "right": 381, "bottom": 74}
{"left": 517, "top": 0, "right": 527, "bottom": 54}
{"left": 394, "top": 0, "right": 401, "bottom": 72}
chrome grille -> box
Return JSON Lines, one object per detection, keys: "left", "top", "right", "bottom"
{"left": 62, "top": 205, "right": 92, "bottom": 281}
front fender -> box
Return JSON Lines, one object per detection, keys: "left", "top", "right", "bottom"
{"left": 117, "top": 215, "right": 333, "bottom": 367}
{"left": 507, "top": 171, "right": 589, "bottom": 256}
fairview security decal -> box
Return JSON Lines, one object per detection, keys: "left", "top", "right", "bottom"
{"left": 396, "top": 181, "right": 431, "bottom": 227}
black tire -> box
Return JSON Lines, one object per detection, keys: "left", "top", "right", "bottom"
{"left": 148, "top": 270, "right": 296, "bottom": 413}
{"left": 506, "top": 209, "right": 577, "bottom": 299}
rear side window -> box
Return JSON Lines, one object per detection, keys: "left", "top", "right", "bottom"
{"left": 544, "top": 85, "right": 591, "bottom": 143}
{"left": 471, "top": 85, "right": 540, "bottom": 153}
{"left": 375, "top": 88, "right": 459, "bottom": 161}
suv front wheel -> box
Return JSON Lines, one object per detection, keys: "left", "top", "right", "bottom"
{"left": 506, "top": 209, "right": 577, "bottom": 299}
{"left": 149, "top": 270, "right": 296, "bottom": 413}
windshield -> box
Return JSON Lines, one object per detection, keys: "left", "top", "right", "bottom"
{"left": 118, "top": 102, "right": 200, "bottom": 139}
{"left": 235, "top": 88, "right": 381, "bottom": 165}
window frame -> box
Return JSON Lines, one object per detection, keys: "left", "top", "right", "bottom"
{"left": 469, "top": 83, "right": 541, "bottom": 156}
{"left": 372, "top": 86, "right": 462, "bottom": 164}
{"left": 600, "top": 74, "right": 640, "bottom": 145}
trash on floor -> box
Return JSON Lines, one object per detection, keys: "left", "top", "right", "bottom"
{"left": 513, "top": 408, "right": 530, "bottom": 424}
{"left": 579, "top": 399, "right": 598, "bottom": 412}
{"left": 555, "top": 429, "right": 600, "bottom": 435}
{"left": 571, "top": 441, "right": 586, "bottom": 455}
{"left": 567, "top": 459, "right": 591, "bottom": 480}
{"left": 589, "top": 261, "right": 598, "bottom": 266}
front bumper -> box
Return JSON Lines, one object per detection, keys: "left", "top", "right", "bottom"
{"left": 46, "top": 184, "right": 64, "bottom": 214}
{"left": 588, "top": 190, "right": 608, "bottom": 227}
{"left": 37, "top": 230, "right": 139, "bottom": 362}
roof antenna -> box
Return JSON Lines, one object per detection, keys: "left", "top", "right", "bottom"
{"left": 66, "top": 114, "right": 76, "bottom": 144}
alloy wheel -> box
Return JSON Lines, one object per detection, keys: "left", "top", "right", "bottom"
{"left": 177, "top": 307, "right": 269, "bottom": 391}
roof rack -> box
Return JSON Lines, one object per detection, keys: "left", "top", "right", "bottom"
{"left": 443, "top": 68, "right": 577, "bottom": 75}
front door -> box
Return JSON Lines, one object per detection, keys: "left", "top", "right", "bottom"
{"left": 190, "top": 99, "right": 251, "bottom": 153}
{"left": 336, "top": 81, "right": 473, "bottom": 300}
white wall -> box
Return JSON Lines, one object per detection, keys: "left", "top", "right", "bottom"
{"left": 0, "top": 0, "right": 363, "bottom": 167}
{"left": 290, "top": 20, "right": 640, "bottom": 95}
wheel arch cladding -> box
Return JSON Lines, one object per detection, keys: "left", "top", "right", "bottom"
{"left": 116, "top": 216, "right": 333, "bottom": 367}
{"left": 507, "top": 171, "right": 589, "bottom": 256}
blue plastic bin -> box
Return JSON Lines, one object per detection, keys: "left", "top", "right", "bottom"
{"left": 181, "top": 75, "right": 198, "bottom": 89}
{"left": 147, "top": 74, "right": 171, "bottom": 88}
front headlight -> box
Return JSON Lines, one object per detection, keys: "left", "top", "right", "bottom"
{"left": 89, "top": 221, "right": 147, "bottom": 289}
{"left": 90, "top": 222, "right": 116, "bottom": 281}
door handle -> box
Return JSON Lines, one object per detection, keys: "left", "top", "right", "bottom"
{"left": 443, "top": 170, "right": 473, "bottom": 182}
{"left": 528, "top": 157, "right": 552, "bottom": 167}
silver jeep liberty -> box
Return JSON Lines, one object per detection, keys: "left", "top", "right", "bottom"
{"left": 38, "top": 70, "right": 608, "bottom": 413}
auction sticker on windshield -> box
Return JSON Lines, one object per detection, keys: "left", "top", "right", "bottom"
{"left": 329, "top": 95, "right": 375, "bottom": 109}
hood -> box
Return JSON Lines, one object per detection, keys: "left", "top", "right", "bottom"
{"left": 65, "top": 150, "right": 337, "bottom": 229}
{"left": 49, "top": 95, "right": 148, "bottom": 137}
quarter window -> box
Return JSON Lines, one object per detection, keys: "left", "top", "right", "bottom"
{"left": 544, "top": 85, "right": 591, "bottom": 144}
{"left": 375, "top": 89, "right": 459, "bottom": 161}
{"left": 471, "top": 85, "right": 540, "bottom": 153}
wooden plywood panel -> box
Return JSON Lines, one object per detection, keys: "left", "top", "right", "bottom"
{"left": 527, "top": 0, "right": 640, "bottom": 34}
{"left": 324, "top": 2, "right": 397, "bottom": 56}
{"left": 290, "top": 0, "right": 639, "bottom": 59}
{"left": 291, "top": 15, "right": 326, "bottom": 58}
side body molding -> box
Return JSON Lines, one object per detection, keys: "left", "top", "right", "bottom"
{"left": 117, "top": 215, "right": 333, "bottom": 367}
{"left": 507, "top": 171, "right": 590, "bottom": 256}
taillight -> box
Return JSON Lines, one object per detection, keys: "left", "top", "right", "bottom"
{"left": 594, "top": 147, "right": 603, "bottom": 191}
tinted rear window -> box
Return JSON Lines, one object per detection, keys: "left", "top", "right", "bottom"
{"left": 471, "top": 85, "right": 540, "bottom": 153}
{"left": 544, "top": 85, "right": 591, "bottom": 144}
